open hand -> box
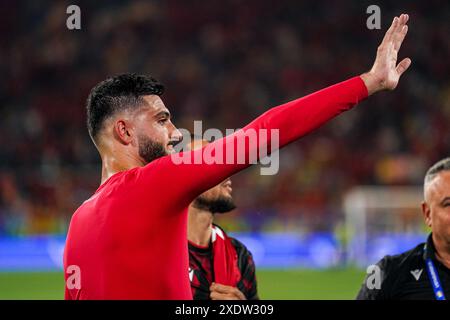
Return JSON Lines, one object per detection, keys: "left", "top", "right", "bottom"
{"left": 361, "top": 14, "right": 411, "bottom": 95}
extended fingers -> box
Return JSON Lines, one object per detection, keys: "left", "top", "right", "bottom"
{"left": 380, "top": 14, "right": 409, "bottom": 50}
{"left": 380, "top": 16, "right": 398, "bottom": 46}
{"left": 393, "top": 14, "right": 408, "bottom": 37}
{"left": 396, "top": 57, "right": 412, "bottom": 77}
{"left": 393, "top": 14, "right": 409, "bottom": 52}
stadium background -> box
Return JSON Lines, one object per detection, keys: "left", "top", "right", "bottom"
{"left": 0, "top": 0, "right": 449, "bottom": 299}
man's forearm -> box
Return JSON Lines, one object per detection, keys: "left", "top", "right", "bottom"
{"left": 240, "top": 76, "right": 368, "bottom": 150}
{"left": 163, "top": 75, "right": 369, "bottom": 206}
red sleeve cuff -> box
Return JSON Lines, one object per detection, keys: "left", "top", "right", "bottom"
{"left": 355, "top": 75, "right": 369, "bottom": 102}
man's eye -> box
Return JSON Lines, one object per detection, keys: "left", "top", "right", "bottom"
{"left": 158, "top": 119, "right": 168, "bottom": 124}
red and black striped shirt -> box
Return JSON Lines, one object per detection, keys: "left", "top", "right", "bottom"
{"left": 188, "top": 225, "right": 258, "bottom": 300}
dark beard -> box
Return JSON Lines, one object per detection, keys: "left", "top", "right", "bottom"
{"left": 193, "top": 195, "right": 236, "bottom": 214}
{"left": 138, "top": 134, "right": 168, "bottom": 164}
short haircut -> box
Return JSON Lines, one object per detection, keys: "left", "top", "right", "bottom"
{"left": 86, "top": 73, "right": 164, "bottom": 142}
{"left": 424, "top": 157, "right": 450, "bottom": 186}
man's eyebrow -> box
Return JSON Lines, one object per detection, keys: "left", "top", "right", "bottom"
{"left": 154, "top": 110, "right": 171, "bottom": 118}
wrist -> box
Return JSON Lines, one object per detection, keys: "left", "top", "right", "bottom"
{"left": 360, "top": 71, "right": 383, "bottom": 96}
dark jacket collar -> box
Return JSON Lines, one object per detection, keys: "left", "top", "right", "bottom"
{"left": 423, "top": 233, "right": 437, "bottom": 261}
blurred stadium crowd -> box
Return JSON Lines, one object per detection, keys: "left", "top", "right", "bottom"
{"left": 0, "top": 0, "right": 449, "bottom": 235}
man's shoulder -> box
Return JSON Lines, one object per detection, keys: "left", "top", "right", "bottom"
{"left": 377, "top": 242, "right": 425, "bottom": 274}
{"left": 230, "top": 237, "right": 253, "bottom": 256}
{"left": 356, "top": 241, "right": 427, "bottom": 300}
{"left": 212, "top": 225, "right": 253, "bottom": 257}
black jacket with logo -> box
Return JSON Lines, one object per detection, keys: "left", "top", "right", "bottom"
{"left": 357, "top": 234, "right": 450, "bottom": 300}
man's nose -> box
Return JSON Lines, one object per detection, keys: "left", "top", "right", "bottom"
{"left": 170, "top": 124, "right": 183, "bottom": 143}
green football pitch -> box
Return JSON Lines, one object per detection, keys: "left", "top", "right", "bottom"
{"left": 0, "top": 268, "right": 365, "bottom": 300}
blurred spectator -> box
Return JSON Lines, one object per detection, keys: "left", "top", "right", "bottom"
{"left": 0, "top": 0, "right": 449, "bottom": 235}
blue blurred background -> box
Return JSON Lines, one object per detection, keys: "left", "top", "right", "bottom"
{"left": 0, "top": 0, "right": 448, "bottom": 296}
{"left": 0, "top": 232, "right": 427, "bottom": 271}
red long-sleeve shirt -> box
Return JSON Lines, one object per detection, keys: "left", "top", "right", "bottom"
{"left": 63, "top": 76, "right": 368, "bottom": 299}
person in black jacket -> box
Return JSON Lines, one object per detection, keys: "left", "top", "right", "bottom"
{"left": 357, "top": 158, "right": 450, "bottom": 300}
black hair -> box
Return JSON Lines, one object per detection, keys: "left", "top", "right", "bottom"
{"left": 424, "top": 157, "right": 450, "bottom": 185}
{"left": 86, "top": 73, "right": 164, "bottom": 142}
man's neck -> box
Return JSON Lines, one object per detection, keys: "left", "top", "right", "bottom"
{"left": 188, "top": 207, "right": 213, "bottom": 247}
{"left": 432, "top": 233, "right": 450, "bottom": 269}
{"left": 100, "top": 150, "right": 145, "bottom": 184}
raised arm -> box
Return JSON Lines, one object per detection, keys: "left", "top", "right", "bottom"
{"left": 146, "top": 14, "right": 411, "bottom": 210}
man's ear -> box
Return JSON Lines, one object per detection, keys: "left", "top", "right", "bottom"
{"left": 421, "top": 201, "right": 432, "bottom": 228}
{"left": 114, "top": 119, "right": 134, "bottom": 145}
